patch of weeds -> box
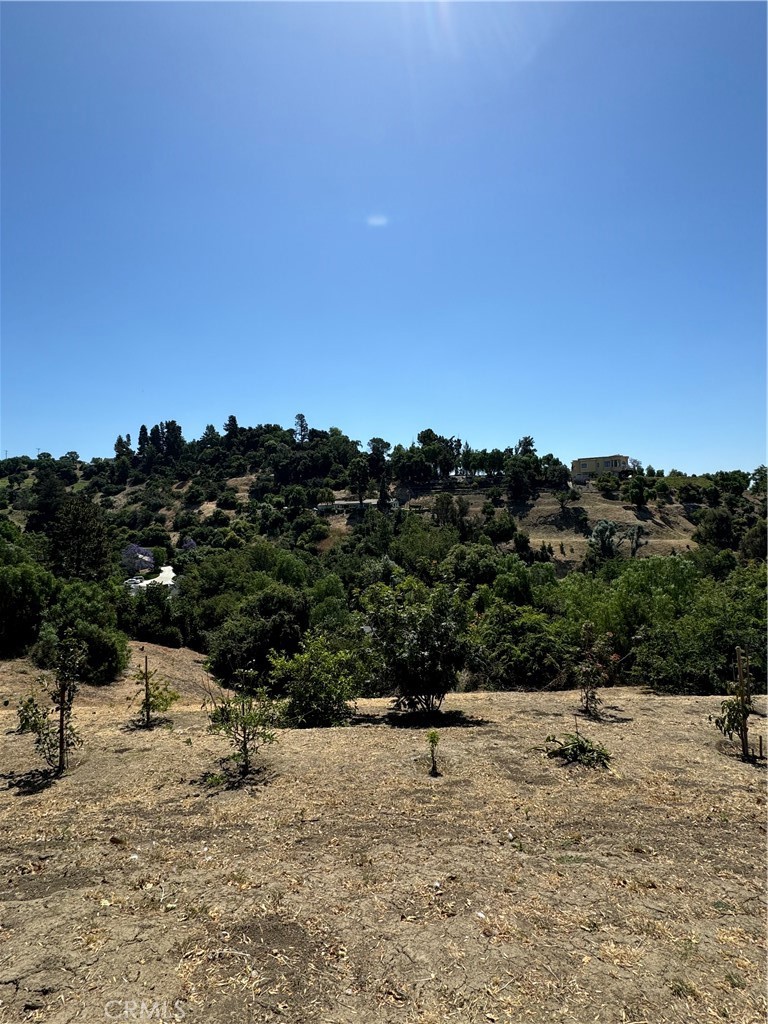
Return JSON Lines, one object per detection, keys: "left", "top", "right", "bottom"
{"left": 712, "top": 899, "right": 735, "bottom": 913}
{"left": 545, "top": 726, "right": 611, "bottom": 769}
{"left": 668, "top": 977, "right": 700, "bottom": 1000}
{"left": 724, "top": 970, "right": 746, "bottom": 990}
{"left": 202, "top": 771, "right": 226, "bottom": 788}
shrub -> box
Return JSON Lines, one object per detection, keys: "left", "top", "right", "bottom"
{"left": 31, "top": 621, "right": 128, "bottom": 686}
{"left": 363, "top": 580, "right": 467, "bottom": 714}
{"left": 269, "top": 633, "right": 358, "bottom": 728}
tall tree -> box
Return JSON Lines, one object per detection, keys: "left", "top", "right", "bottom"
{"left": 348, "top": 456, "right": 371, "bottom": 508}
{"left": 50, "top": 495, "right": 112, "bottom": 582}
{"left": 294, "top": 413, "right": 309, "bottom": 446}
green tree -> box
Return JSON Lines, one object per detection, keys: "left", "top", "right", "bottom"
{"left": 134, "top": 656, "right": 180, "bottom": 728}
{"left": 294, "top": 412, "right": 309, "bottom": 446}
{"left": 22, "top": 633, "right": 86, "bottom": 775}
{"left": 621, "top": 476, "right": 646, "bottom": 509}
{"left": 50, "top": 494, "right": 112, "bottom": 581}
{"left": 348, "top": 456, "right": 371, "bottom": 507}
{"left": 0, "top": 562, "right": 56, "bottom": 657}
{"left": 363, "top": 579, "right": 467, "bottom": 713}
{"left": 207, "top": 682, "right": 276, "bottom": 778}
{"left": 270, "top": 633, "right": 360, "bottom": 727}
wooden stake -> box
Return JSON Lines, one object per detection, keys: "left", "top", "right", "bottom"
{"left": 736, "top": 647, "right": 750, "bottom": 761}
{"left": 144, "top": 655, "right": 150, "bottom": 728}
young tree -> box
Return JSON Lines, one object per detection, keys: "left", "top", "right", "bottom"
{"left": 207, "top": 681, "right": 276, "bottom": 778}
{"left": 20, "top": 633, "right": 85, "bottom": 775}
{"left": 134, "top": 656, "right": 180, "bottom": 728}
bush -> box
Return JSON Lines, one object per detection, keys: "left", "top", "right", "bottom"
{"left": 363, "top": 580, "right": 467, "bottom": 713}
{"left": 270, "top": 633, "right": 358, "bottom": 728}
{"left": 31, "top": 621, "right": 128, "bottom": 685}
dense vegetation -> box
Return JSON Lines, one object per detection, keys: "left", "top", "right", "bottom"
{"left": 1, "top": 415, "right": 765, "bottom": 722}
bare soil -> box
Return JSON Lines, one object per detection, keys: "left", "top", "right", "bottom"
{"left": 1, "top": 642, "right": 766, "bottom": 1024}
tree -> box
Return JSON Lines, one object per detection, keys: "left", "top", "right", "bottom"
{"left": 0, "top": 562, "right": 56, "bottom": 657}
{"left": 514, "top": 436, "right": 537, "bottom": 457}
{"left": 750, "top": 465, "right": 767, "bottom": 495}
{"left": 594, "top": 474, "right": 619, "bottom": 499}
{"left": 294, "top": 413, "right": 309, "bottom": 446}
{"left": 207, "top": 681, "right": 276, "bottom": 778}
{"left": 367, "top": 437, "right": 391, "bottom": 484}
{"left": 50, "top": 495, "right": 112, "bottom": 582}
{"left": 269, "top": 633, "right": 359, "bottom": 727}
{"left": 363, "top": 579, "right": 467, "bottom": 713}
{"left": 348, "top": 456, "right": 371, "bottom": 508}
{"left": 554, "top": 490, "right": 577, "bottom": 513}
{"left": 22, "top": 632, "right": 85, "bottom": 775}
{"left": 587, "top": 520, "right": 623, "bottom": 561}
{"left": 693, "top": 507, "right": 736, "bottom": 550}
{"left": 134, "top": 656, "right": 180, "bottom": 728}
{"left": 621, "top": 476, "right": 646, "bottom": 509}
{"left": 624, "top": 524, "right": 647, "bottom": 558}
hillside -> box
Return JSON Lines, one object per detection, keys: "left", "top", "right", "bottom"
{"left": 1, "top": 641, "right": 766, "bottom": 1024}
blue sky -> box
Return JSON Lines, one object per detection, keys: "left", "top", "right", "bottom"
{"left": 1, "top": 1, "right": 765, "bottom": 473}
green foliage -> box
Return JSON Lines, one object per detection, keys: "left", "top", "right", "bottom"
{"left": 587, "top": 520, "right": 624, "bottom": 562}
{"left": 576, "top": 623, "right": 617, "bottom": 719}
{"left": 545, "top": 728, "right": 611, "bottom": 769}
{"left": 207, "top": 682, "right": 277, "bottom": 777}
{"left": 23, "top": 634, "right": 86, "bottom": 774}
{"left": 693, "top": 507, "right": 736, "bottom": 550}
{"left": 0, "top": 562, "right": 56, "bottom": 657}
{"left": 134, "top": 657, "right": 180, "bottom": 728}
{"left": 467, "top": 603, "right": 576, "bottom": 691}
{"left": 363, "top": 578, "right": 467, "bottom": 713}
{"left": 620, "top": 476, "right": 646, "bottom": 509}
{"left": 713, "top": 648, "right": 756, "bottom": 761}
{"left": 31, "top": 581, "right": 129, "bottom": 685}
{"left": 390, "top": 515, "right": 459, "bottom": 581}
{"left": 440, "top": 543, "right": 502, "bottom": 593}
{"left": 50, "top": 494, "right": 113, "bottom": 581}
{"left": 631, "top": 565, "right": 765, "bottom": 693}
{"left": 269, "top": 632, "right": 359, "bottom": 727}
{"left": 17, "top": 693, "right": 45, "bottom": 735}
{"left": 427, "top": 729, "right": 440, "bottom": 776}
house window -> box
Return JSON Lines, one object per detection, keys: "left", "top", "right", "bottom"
{"left": 581, "top": 463, "right": 587, "bottom": 470}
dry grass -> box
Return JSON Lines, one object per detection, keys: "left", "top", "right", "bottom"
{"left": 0, "top": 642, "right": 766, "bottom": 1023}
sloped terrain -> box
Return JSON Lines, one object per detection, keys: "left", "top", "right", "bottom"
{"left": 1, "top": 642, "right": 766, "bottom": 1024}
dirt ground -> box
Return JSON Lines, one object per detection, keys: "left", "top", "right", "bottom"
{"left": 1, "top": 642, "right": 766, "bottom": 1024}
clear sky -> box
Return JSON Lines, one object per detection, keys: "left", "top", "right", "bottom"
{"left": 1, "top": 1, "right": 765, "bottom": 474}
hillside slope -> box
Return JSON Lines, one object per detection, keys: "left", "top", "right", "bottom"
{"left": 0, "top": 642, "right": 766, "bottom": 1024}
